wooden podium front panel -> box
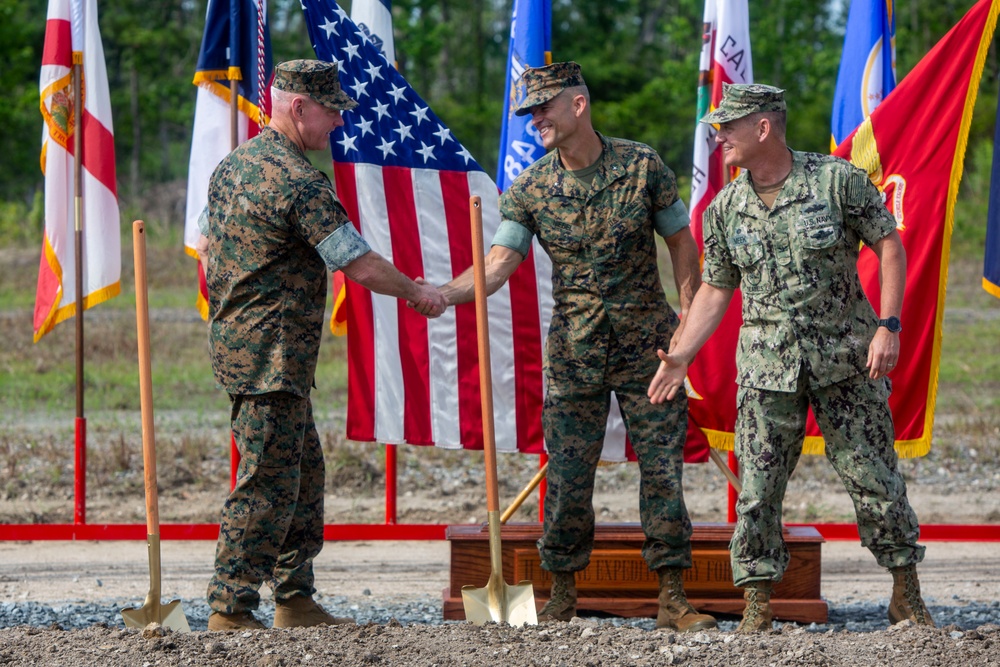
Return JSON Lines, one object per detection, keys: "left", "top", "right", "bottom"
{"left": 444, "top": 523, "right": 827, "bottom": 623}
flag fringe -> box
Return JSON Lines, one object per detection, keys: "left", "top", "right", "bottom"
{"left": 330, "top": 285, "right": 348, "bottom": 336}
{"left": 917, "top": 0, "right": 998, "bottom": 459}
{"left": 192, "top": 78, "right": 270, "bottom": 127}
{"left": 983, "top": 277, "right": 1000, "bottom": 297}
{"left": 34, "top": 283, "right": 121, "bottom": 342}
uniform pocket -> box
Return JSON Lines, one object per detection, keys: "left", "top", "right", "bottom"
{"left": 545, "top": 219, "right": 582, "bottom": 253}
{"left": 729, "top": 231, "right": 767, "bottom": 292}
{"left": 797, "top": 214, "right": 842, "bottom": 250}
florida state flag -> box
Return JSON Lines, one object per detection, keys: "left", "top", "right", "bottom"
{"left": 688, "top": 0, "right": 998, "bottom": 458}
{"left": 35, "top": 0, "right": 120, "bottom": 342}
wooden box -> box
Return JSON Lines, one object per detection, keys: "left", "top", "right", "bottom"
{"left": 443, "top": 523, "right": 827, "bottom": 623}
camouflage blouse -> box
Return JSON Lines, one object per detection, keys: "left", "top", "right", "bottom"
{"left": 206, "top": 126, "right": 355, "bottom": 397}
{"left": 499, "top": 135, "right": 682, "bottom": 383}
{"left": 702, "top": 150, "right": 897, "bottom": 392}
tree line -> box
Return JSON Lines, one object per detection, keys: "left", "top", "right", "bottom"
{"left": 1, "top": 0, "right": 996, "bottom": 215}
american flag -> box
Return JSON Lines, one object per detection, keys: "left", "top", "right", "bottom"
{"left": 302, "top": 0, "right": 550, "bottom": 453}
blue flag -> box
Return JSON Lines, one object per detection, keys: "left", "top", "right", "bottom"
{"left": 831, "top": 0, "right": 895, "bottom": 149}
{"left": 497, "top": 0, "right": 551, "bottom": 191}
{"left": 184, "top": 0, "right": 273, "bottom": 319}
{"left": 193, "top": 0, "right": 273, "bottom": 113}
{"left": 985, "top": 101, "right": 1000, "bottom": 298}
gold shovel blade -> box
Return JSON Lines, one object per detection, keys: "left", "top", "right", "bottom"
{"left": 121, "top": 598, "right": 191, "bottom": 632}
{"left": 462, "top": 577, "right": 538, "bottom": 626}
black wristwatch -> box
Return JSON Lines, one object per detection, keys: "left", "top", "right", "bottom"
{"left": 878, "top": 316, "right": 902, "bottom": 333}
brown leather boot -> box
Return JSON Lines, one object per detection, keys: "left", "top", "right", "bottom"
{"left": 207, "top": 610, "right": 266, "bottom": 631}
{"left": 273, "top": 595, "right": 356, "bottom": 628}
{"left": 655, "top": 567, "right": 717, "bottom": 632}
{"left": 888, "top": 565, "right": 935, "bottom": 626}
{"left": 537, "top": 571, "right": 577, "bottom": 622}
{"left": 736, "top": 581, "right": 773, "bottom": 633}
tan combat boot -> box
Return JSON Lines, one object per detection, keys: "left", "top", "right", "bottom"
{"left": 207, "top": 610, "right": 266, "bottom": 631}
{"left": 736, "top": 581, "right": 773, "bottom": 633}
{"left": 655, "top": 567, "right": 717, "bottom": 632}
{"left": 888, "top": 565, "right": 935, "bottom": 626}
{"left": 273, "top": 595, "right": 356, "bottom": 628}
{"left": 537, "top": 571, "right": 577, "bottom": 622}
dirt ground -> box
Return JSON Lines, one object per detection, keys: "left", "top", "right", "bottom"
{"left": 0, "top": 539, "right": 998, "bottom": 666}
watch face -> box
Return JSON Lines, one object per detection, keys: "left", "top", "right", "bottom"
{"left": 881, "top": 316, "right": 902, "bottom": 332}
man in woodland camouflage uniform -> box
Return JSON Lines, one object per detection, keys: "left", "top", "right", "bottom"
{"left": 648, "top": 83, "right": 934, "bottom": 632}
{"left": 201, "top": 60, "right": 446, "bottom": 631}
{"left": 415, "top": 62, "right": 715, "bottom": 631}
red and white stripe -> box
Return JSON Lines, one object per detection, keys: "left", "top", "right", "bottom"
{"left": 35, "top": 0, "right": 120, "bottom": 342}
{"left": 334, "top": 162, "right": 641, "bottom": 459}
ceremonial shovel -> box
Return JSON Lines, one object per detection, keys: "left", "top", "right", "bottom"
{"left": 121, "top": 221, "right": 191, "bottom": 633}
{"left": 460, "top": 196, "right": 538, "bottom": 626}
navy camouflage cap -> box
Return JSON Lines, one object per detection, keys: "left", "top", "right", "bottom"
{"left": 700, "top": 83, "right": 785, "bottom": 124}
{"left": 513, "top": 61, "right": 587, "bottom": 116}
{"left": 273, "top": 59, "right": 358, "bottom": 112}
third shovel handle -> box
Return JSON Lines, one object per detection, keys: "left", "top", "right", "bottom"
{"left": 132, "top": 220, "right": 159, "bottom": 534}
{"left": 470, "top": 196, "right": 499, "bottom": 513}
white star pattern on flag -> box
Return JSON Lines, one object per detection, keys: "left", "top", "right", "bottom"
{"left": 415, "top": 142, "right": 436, "bottom": 164}
{"left": 433, "top": 124, "right": 452, "bottom": 146}
{"left": 320, "top": 17, "right": 338, "bottom": 37}
{"left": 301, "top": 0, "right": 485, "bottom": 171}
{"left": 387, "top": 83, "right": 407, "bottom": 103}
{"left": 337, "top": 134, "right": 358, "bottom": 153}
{"left": 365, "top": 62, "right": 383, "bottom": 82}
{"left": 342, "top": 42, "right": 361, "bottom": 61}
{"left": 393, "top": 121, "right": 413, "bottom": 142}
{"left": 410, "top": 106, "right": 430, "bottom": 125}
{"left": 376, "top": 137, "right": 396, "bottom": 158}
{"left": 349, "top": 78, "right": 369, "bottom": 99}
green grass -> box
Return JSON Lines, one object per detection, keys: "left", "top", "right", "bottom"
{"left": 0, "top": 221, "right": 349, "bottom": 417}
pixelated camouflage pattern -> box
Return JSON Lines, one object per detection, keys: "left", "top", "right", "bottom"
{"left": 514, "top": 61, "right": 587, "bottom": 116}
{"left": 500, "top": 134, "right": 682, "bottom": 385}
{"left": 701, "top": 150, "right": 897, "bottom": 392}
{"left": 273, "top": 59, "right": 358, "bottom": 111}
{"left": 539, "top": 331, "right": 693, "bottom": 573}
{"left": 206, "top": 126, "right": 354, "bottom": 397}
{"left": 701, "top": 83, "right": 786, "bottom": 124}
{"left": 500, "top": 134, "right": 693, "bottom": 572}
{"left": 730, "top": 372, "right": 924, "bottom": 586}
{"left": 208, "top": 392, "right": 325, "bottom": 613}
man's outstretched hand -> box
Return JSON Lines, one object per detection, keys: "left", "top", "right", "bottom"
{"left": 647, "top": 349, "right": 690, "bottom": 404}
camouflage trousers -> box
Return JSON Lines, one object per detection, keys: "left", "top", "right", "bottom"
{"left": 731, "top": 370, "right": 924, "bottom": 587}
{"left": 539, "top": 360, "right": 693, "bottom": 573}
{"left": 207, "top": 392, "right": 325, "bottom": 614}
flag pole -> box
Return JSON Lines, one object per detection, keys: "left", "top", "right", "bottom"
{"left": 72, "top": 57, "right": 87, "bottom": 526}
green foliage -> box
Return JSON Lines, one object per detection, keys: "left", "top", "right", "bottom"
{"left": 0, "top": 191, "right": 43, "bottom": 246}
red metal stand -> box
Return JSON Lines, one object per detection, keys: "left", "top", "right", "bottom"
{"left": 74, "top": 417, "right": 87, "bottom": 525}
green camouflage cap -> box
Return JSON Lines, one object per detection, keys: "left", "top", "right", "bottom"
{"left": 700, "top": 83, "right": 785, "bottom": 124}
{"left": 273, "top": 59, "right": 358, "bottom": 112}
{"left": 513, "top": 61, "right": 587, "bottom": 116}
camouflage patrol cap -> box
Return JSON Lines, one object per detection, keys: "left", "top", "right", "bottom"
{"left": 513, "top": 61, "right": 587, "bottom": 116}
{"left": 700, "top": 83, "right": 785, "bottom": 124}
{"left": 273, "top": 59, "right": 358, "bottom": 112}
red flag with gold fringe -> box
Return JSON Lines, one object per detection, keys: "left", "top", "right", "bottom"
{"left": 688, "top": 0, "right": 998, "bottom": 458}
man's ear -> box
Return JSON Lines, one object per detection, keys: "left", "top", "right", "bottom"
{"left": 573, "top": 94, "right": 588, "bottom": 118}
{"left": 757, "top": 117, "right": 770, "bottom": 143}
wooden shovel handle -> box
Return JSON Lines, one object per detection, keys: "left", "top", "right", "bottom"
{"left": 470, "top": 197, "right": 500, "bottom": 513}
{"left": 132, "top": 220, "right": 159, "bottom": 534}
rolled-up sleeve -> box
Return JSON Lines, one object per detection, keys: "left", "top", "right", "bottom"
{"left": 316, "top": 223, "right": 371, "bottom": 272}
{"left": 653, "top": 199, "right": 690, "bottom": 238}
{"left": 490, "top": 219, "right": 533, "bottom": 257}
